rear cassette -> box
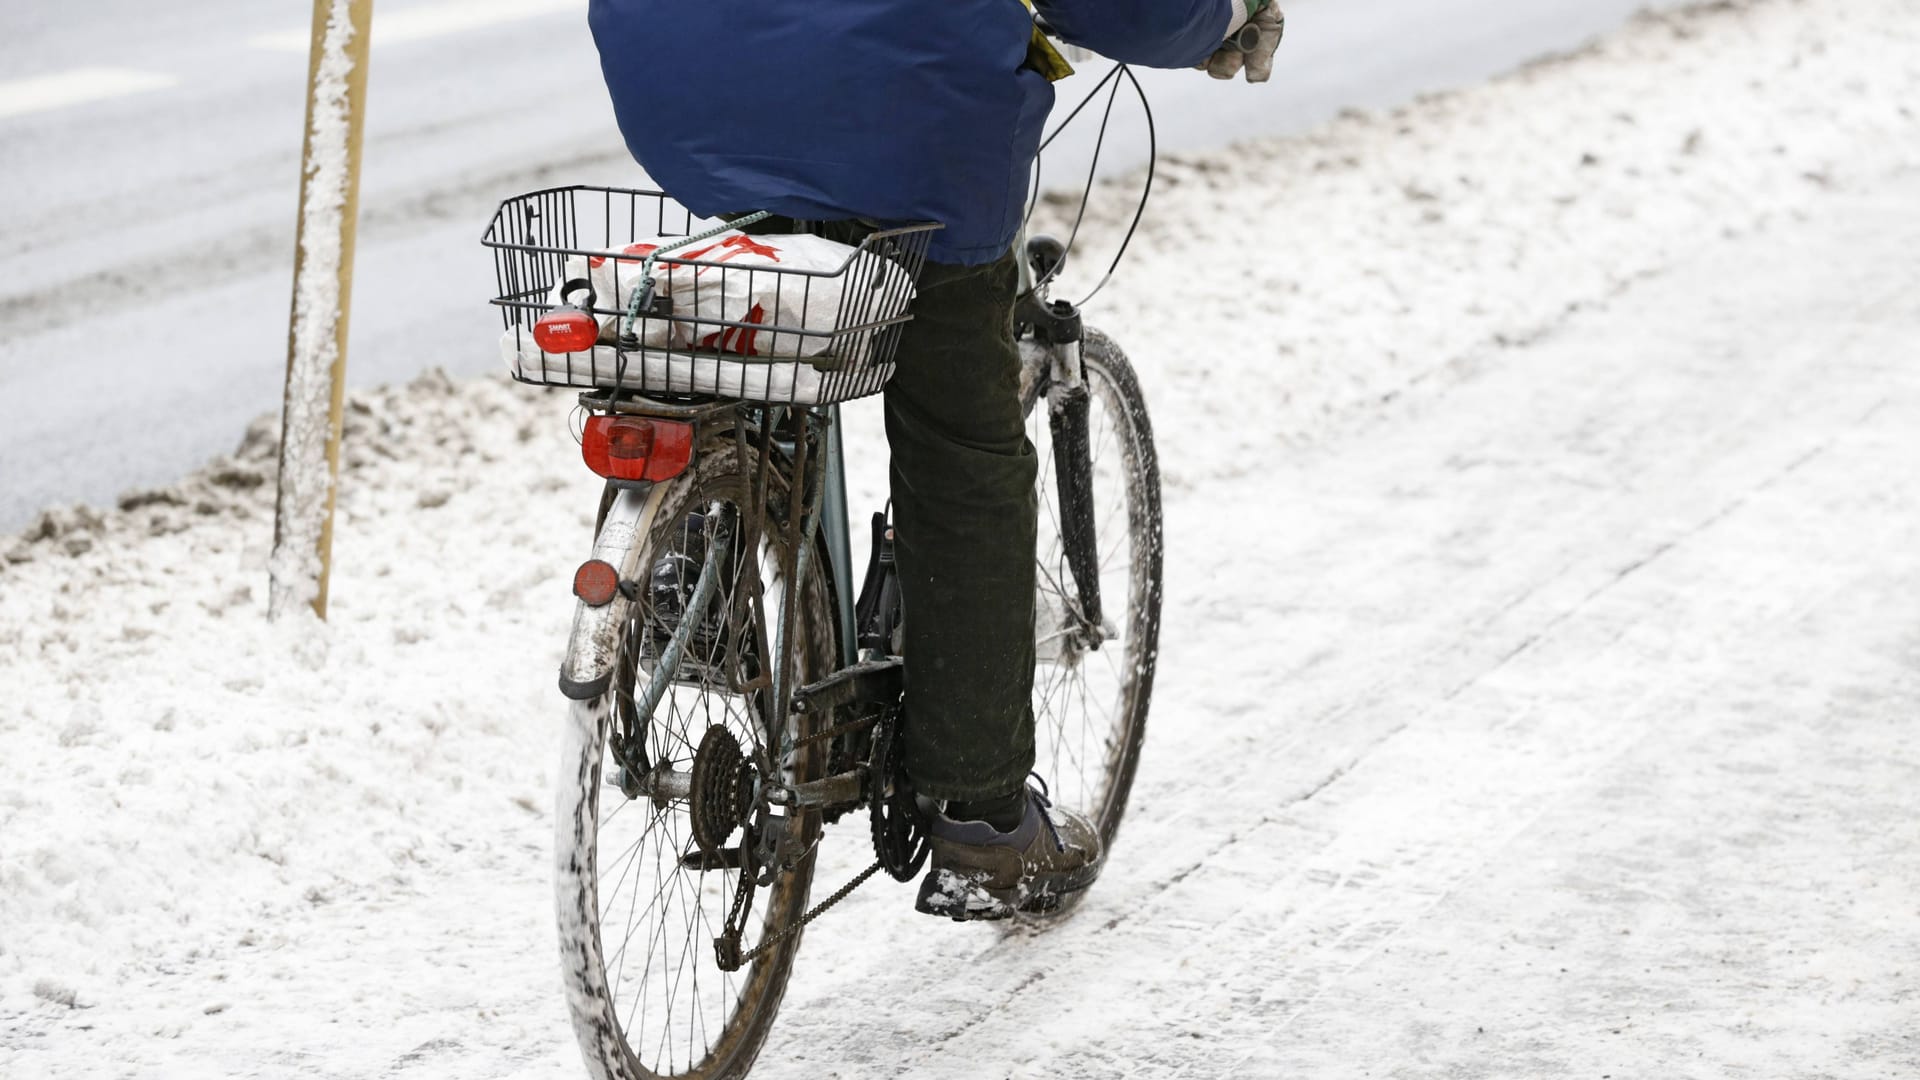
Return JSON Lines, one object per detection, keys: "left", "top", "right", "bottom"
{"left": 690, "top": 724, "right": 754, "bottom": 859}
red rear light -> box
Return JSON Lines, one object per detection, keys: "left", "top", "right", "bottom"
{"left": 583, "top": 416, "right": 694, "bottom": 482}
{"left": 532, "top": 308, "right": 599, "bottom": 354}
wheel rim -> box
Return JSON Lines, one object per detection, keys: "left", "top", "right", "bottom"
{"left": 1028, "top": 345, "right": 1160, "bottom": 844}
{"left": 582, "top": 463, "right": 831, "bottom": 1078}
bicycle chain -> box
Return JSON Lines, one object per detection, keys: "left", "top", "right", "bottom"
{"left": 791, "top": 711, "right": 878, "bottom": 750}
{"left": 714, "top": 717, "right": 892, "bottom": 970}
{"left": 720, "top": 857, "right": 885, "bottom": 971}
{"left": 715, "top": 681, "right": 896, "bottom": 969}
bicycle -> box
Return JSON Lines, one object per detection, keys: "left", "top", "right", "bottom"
{"left": 483, "top": 185, "right": 1163, "bottom": 1079}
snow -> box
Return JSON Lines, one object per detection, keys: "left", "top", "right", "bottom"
{"left": 4, "top": 0, "right": 1919, "bottom": 1075}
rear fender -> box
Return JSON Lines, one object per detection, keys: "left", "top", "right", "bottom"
{"left": 558, "top": 482, "right": 672, "bottom": 700}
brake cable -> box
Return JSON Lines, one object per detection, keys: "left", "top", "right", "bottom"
{"left": 1022, "top": 62, "right": 1158, "bottom": 307}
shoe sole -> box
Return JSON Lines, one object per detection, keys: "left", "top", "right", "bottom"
{"left": 914, "top": 874, "right": 1091, "bottom": 923}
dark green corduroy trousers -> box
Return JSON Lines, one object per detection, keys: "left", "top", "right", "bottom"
{"left": 736, "top": 218, "right": 1038, "bottom": 800}
{"left": 884, "top": 251, "right": 1038, "bottom": 801}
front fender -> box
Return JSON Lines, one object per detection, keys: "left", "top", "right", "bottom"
{"left": 558, "top": 482, "right": 671, "bottom": 700}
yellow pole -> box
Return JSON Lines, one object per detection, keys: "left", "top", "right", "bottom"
{"left": 270, "top": 0, "right": 374, "bottom": 620}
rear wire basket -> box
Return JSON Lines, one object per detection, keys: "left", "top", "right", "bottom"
{"left": 483, "top": 186, "right": 939, "bottom": 406}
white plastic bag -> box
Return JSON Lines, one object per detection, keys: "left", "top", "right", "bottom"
{"left": 555, "top": 231, "right": 912, "bottom": 358}
{"left": 557, "top": 240, "right": 674, "bottom": 349}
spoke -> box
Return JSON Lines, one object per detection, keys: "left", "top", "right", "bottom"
{"left": 580, "top": 454, "right": 842, "bottom": 1075}
{"left": 664, "top": 858, "right": 702, "bottom": 1066}
{"left": 609, "top": 819, "right": 650, "bottom": 1007}
{"left": 630, "top": 810, "right": 673, "bottom": 1043}
{"left": 610, "top": 799, "right": 679, "bottom": 941}
{"left": 1033, "top": 654, "right": 1078, "bottom": 743}
{"left": 652, "top": 823, "right": 695, "bottom": 1067}
{"left": 605, "top": 826, "right": 684, "bottom": 971}
{"left": 601, "top": 788, "right": 642, "bottom": 827}
{"left": 597, "top": 817, "right": 656, "bottom": 923}
{"left": 1024, "top": 358, "right": 1154, "bottom": 829}
{"left": 691, "top": 871, "right": 727, "bottom": 1045}
{"left": 1099, "top": 510, "right": 1132, "bottom": 568}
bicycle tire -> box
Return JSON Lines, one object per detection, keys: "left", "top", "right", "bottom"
{"left": 1026, "top": 327, "right": 1163, "bottom": 851}
{"left": 555, "top": 438, "right": 838, "bottom": 1080}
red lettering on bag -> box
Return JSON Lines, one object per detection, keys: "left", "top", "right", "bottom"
{"left": 675, "top": 234, "right": 783, "bottom": 276}
{"left": 589, "top": 242, "right": 661, "bottom": 269}
{"left": 699, "top": 303, "right": 766, "bottom": 356}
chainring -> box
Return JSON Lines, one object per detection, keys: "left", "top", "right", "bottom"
{"left": 689, "top": 725, "right": 754, "bottom": 859}
{"left": 868, "top": 712, "right": 929, "bottom": 882}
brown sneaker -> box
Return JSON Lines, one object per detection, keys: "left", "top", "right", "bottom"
{"left": 914, "top": 778, "right": 1104, "bottom": 921}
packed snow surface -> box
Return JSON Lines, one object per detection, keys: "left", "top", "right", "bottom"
{"left": 4, "top": 0, "right": 1918, "bottom": 1075}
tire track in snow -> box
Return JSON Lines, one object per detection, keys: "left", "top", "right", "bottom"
{"left": 766, "top": 174, "right": 1920, "bottom": 1080}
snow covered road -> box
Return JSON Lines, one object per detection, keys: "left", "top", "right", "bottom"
{"left": 4, "top": 0, "right": 1918, "bottom": 1076}
{"left": 959, "top": 184, "right": 1920, "bottom": 1079}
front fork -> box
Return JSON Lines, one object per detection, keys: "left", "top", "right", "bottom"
{"left": 1020, "top": 285, "right": 1106, "bottom": 651}
{"left": 1048, "top": 376, "right": 1103, "bottom": 633}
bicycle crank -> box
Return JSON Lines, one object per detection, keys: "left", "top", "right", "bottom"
{"left": 711, "top": 711, "right": 928, "bottom": 972}
{"left": 868, "top": 712, "right": 929, "bottom": 881}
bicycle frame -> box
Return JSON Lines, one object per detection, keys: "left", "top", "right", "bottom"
{"left": 817, "top": 329, "right": 1092, "bottom": 668}
{"left": 560, "top": 230, "right": 1098, "bottom": 680}
{"left": 556, "top": 231, "right": 1107, "bottom": 811}
{"left": 547, "top": 227, "right": 1147, "bottom": 1041}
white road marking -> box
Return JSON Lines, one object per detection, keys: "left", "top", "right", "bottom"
{"left": 250, "top": 0, "right": 585, "bottom": 52}
{"left": 0, "top": 67, "right": 179, "bottom": 120}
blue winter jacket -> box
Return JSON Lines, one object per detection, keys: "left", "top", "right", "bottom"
{"left": 588, "top": 0, "right": 1233, "bottom": 265}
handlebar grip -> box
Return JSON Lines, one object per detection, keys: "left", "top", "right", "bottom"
{"left": 1227, "top": 23, "right": 1263, "bottom": 52}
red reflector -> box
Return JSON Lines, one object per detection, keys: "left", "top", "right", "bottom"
{"left": 583, "top": 416, "right": 694, "bottom": 482}
{"left": 533, "top": 309, "right": 599, "bottom": 354}
{"left": 573, "top": 559, "right": 620, "bottom": 606}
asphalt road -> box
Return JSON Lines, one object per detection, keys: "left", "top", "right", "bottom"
{"left": 0, "top": 0, "right": 1679, "bottom": 531}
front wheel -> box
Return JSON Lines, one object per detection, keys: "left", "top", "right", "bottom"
{"left": 1026, "top": 328, "right": 1164, "bottom": 851}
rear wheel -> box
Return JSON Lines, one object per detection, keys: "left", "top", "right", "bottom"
{"left": 1025, "top": 328, "right": 1163, "bottom": 850}
{"left": 555, "top": 440, "right": 837, "bottom": 1080}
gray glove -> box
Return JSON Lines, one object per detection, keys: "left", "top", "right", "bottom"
{"left": 1202, "top": 1, "right": 1285, "bottom": 83}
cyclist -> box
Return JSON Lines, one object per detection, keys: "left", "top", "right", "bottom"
{"left": 587, "top": 0, "right": 1284, "bottom": 920}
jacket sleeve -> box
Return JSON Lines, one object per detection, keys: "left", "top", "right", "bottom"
{"left": 1030, "top": 0, "right": 1235, "bottom": 69}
